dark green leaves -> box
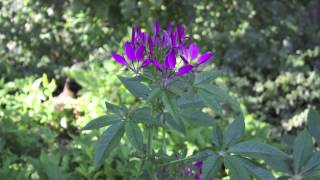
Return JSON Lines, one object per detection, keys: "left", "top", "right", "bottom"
{"left": 198, "top": 88, "right": 223, "bottom": 117}
{"left": 235, "top": 157, "right": 276, "bottom": 180}
{"left": 118, "top": 76, "right": 150, "bottom": 99}
{"left": 125, "top": 122, "right": 144, "bottom": 152}
{"left": 229, "top": 140, "right": 289, "bottom": 159}
{"left": 293, "top": 130, "right": 314, "bottom": 173}
{"left": 162, "top": 90, "right": 185, "bottom": 133}
{"left": 81, "top": 114, "right": 123, "bottom": 130}
{"left": 224, "top": 156, "right": 251, "bottom": 180}
{"left": 301, "top": 152, "right": 320, "bottom": 174}
{"left": 202, "top": 153, "right": 223, "bottom": 180}
{"left": 94, "top": 122, "right": 125, "bottom": 169}
{"left": 212, "top": 123, "right": 223, "bottom": 147}
{"left": 194, "top": 69, "right": 223, "bottom": 85}
{"left": 307, "top": 109, "right": 320, "bottom": 145}
{"left": 223, "top": 114, "right": 245, "bottom": 147}
{"left": 181, "top": 109, "right": 214, "bottom": 126}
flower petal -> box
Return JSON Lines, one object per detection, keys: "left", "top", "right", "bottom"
{"left": 197, "top": 52, "right": 214, "bottom": 64}
{"left": 177, "top": 24, "right": 185, "bottom": 43}
{"left": 112, "top": 52, "right": 127, "bottom": 65}
{"left": 177, "top": 64, "right": 193, "bottom": 76}
{"left": 189, "top": 43, "right": 199, "bottom": 60}
{"left": 152, "top": 59, "right": 163, "bottom": 72}
{"left": 164, "top": 50, "right": 176, "bottom": 69}
{"left": 141, "top": 58, "right": 153, "bottom": 68}
{"left": 131, "top": 27, "right": 136, "bottom": 45}
{"left": 124, "top": 42, "right": 135, "bottom": 61}
{"left": 135, "top": 45, "right": 144, "bottom": 61}
{"left": 153, "top": 20, "right": 160, "bottom": 35}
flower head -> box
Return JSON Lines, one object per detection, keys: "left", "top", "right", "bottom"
{"left": 111, "top": 20, "right": 214, "bottom": 79}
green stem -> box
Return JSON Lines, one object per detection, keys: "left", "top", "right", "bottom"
{"left": 147, "top": 126, "right": 153, "bottom": 158}
{"left": 161, "top": 113, "right": 166, "bottom": 153}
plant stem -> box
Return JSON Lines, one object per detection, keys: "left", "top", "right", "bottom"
{"left": 147, "top": 125, "right": 153, "bottom": 158}
{"left": 161, "top": 113, "right": 166, "bottom": 153}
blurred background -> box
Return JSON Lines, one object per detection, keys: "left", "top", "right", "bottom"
{"left": 0, "top": 0, "right": 319, "bottom": 179}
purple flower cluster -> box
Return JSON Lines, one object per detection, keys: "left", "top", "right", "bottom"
{"left": 112, "top": 20, "right": 214, "bottom": 79}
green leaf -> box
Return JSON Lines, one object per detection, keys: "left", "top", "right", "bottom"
{"left": 125, "top": 122, "right": 144, "bottom": 152}
{"left": 181, "top": 109, "right": 214, "bottom": 126}
{"left": 223, "top": 114, "right": 245, "bottom": 147}
{"left": 198, "top": 84, "right": 241, "bottom": 114}
{"left": 194, "top": 69, "right": 223, "bottom": 85}
{"left": 229, "top": 140, "right": 289, "bottom": 159}
{"left": 164, "top": 113, "right": 186, "bottom": 134}
{"left": 202, "top": 153, "right": 223, "bottom": 180}
{"left": 162, "top": 90, "right": 185, "bottom": 132}
{"left": 212, "top": 123, "right": 223, "bottom": 147}
{"left": 301, "top": 152, "right": 320, "bottom": 175}
{"left": 81, "top": 114, "right": 123, "bottom": 130}
{"left": 293, "top": 130, "right": 314, "bottom": 173}
{"left": 235, "top": 157, "right": 276, "bottom": 180}
{"left": 224, "top": 156, "right": 251, "bottom": 180}
{"left": 130, "top": 107, "right": 159, "bottom": 126}
{"left": 94, "top": 122, "right": 125, "bottom": 169}
{"left": 147, "top": 87, "right": 162, "bottom": 102}
{"left": 263, "top": 158, "right": 291, "bottom": 174}
{"left": 105, "top": 102, "right": 123, "bottom": 114}
{"left": 118, "top": 76, "right": 150, "bottom": 99}
{"left": 198, "top": 89, "right": 223, "bottom": 117}
{"left": 302, "top": 170, "right": 320, "bottom": 180}
{"left": 307, "top": 109, "right": 320, "bottom": 145}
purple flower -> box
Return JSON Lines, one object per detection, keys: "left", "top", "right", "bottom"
{"left": 111, "top": 20, "right": 215, "bottom": 79}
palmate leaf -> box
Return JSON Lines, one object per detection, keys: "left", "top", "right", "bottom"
{"left": 164, "top": 113, "right": 186, "bottom": 134}
{"left": 301, "top": 152, "right": 320, "bottom": 175}
{"left": 212, "top": 123, "right": 223, "bottom": 147}
{"left": 118, "top": 76, "right": 150, "bottom": 99}
{"left": 162, "top": 90, "right": 186, "bottom": 133}
{"left": 224, "top": 156, "right": 251, "bottom": 180}
{"left": 234, "top": 156, "right": 276, "bottom": 180}
{"left": 81, "top": 114, "right": 123, "bottom": 130}
{"left": 105, "top": 102, "right": 124, "bottom": 115}
{"left": 202, "top": 153, "right": 223, "bottom": 180}
{"left": 125, "top": 122, "right": 144, "bottom": 153}
{"left": 293, "top": 129, "right": 314, "bottom": 173}
{"left": 229, "top": 140, "right": 289, "bottom": 159}
{"left": 307, "top": 109, "right": 320, "bottom": 145}
{"left": 94, "top": 122, "right": 125, "bottom": 169}
{"left": 223, "top": 114, "right": 245, "bottom": 148}
{"left": 181, "top": 109, "right": 215, "bottom": 126}
{"left": 197, "top": 88, "right": 223, "bottom": 117}
{"left": 130, "top": 107, "right": 159, "bottom": 126}
{"left": 194, "top": 69, "right": 223, "bottom": 85}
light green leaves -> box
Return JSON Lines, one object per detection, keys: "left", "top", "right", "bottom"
{"left": 81, "top": 114, "right": 123, "bottom": 130}
{"left": 94, "top": 122, "right": 125, "bottom": 169}
{"left": 293, "top": 130, "right": 314, "bottom": 173}
{"left": 125, "top": 122, "right": 144, "bottom": 152}
{"left": 307, "top": 109, "right": 320, "bottom": 145}
{"left": 118, "top": 76, "right": 150, "bottom": 99}
{"left": 229, "top": 140, "right": 289, "bottom": 159}
{"left": 223, "top": 114, "right": 245, "bottom": 147}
